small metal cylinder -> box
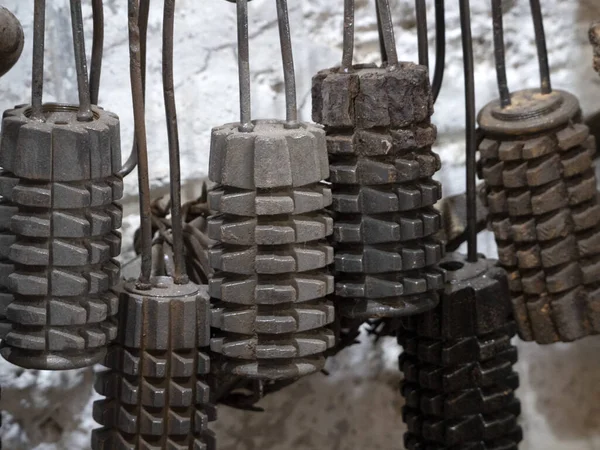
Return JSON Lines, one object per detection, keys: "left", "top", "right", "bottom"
{"left": 208, "top": 120, "right": 335, "bottom": 380}
{"left": 0, "top": 103, "right": 123, "bottom": 369}
{"left": 399, "top": 253, "right": 522, "bottom": 449}
{"left": 478, "top": 89, "right": 600, "bottom": 344}
{"left": 92, "top": 277, "right": 216, "bottom": 450}
{"left": 312, "top": 62, "right": 445, "bottom": 319}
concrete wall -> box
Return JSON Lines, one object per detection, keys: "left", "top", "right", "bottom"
{"left": 1, "top": 0, "right": 600, "bottom": 449}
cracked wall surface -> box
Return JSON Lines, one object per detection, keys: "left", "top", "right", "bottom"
{"left": 1, "top": 0, "right": 600, "bottom": 449}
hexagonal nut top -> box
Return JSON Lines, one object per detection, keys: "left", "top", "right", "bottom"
{"left": 209, "top": 119, "right": 329, "bottom": 190}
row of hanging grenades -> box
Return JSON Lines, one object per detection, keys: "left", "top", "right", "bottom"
{"left": 0, "top": 52, "right": 599, "bottom": 450}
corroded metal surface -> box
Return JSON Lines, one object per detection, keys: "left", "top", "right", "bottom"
{"left": 312, "top": 61, "right": 445, "bottom": 320}
{"left": 479, "top": 90, "right": 600, "bottom": 344}
{"left": 92, "top": 277, "right": 216, "bottom": 450}
{"left": 208, "top": 120, "right": 335, "bottom": 381}
{"left": 399, "top": 253, "right": 522, "bottom": 450}
{"left": 590, "top": 22, "right": 600, "bottom": 75}
{"left": 0, "top": 103, "right": 123, "bottom": 370}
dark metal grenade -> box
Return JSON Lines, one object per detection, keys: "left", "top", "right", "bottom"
{"left": 478, "top": 88, "right": 600, "bottom": 344}
{"left": 312, "top": 62, "right": 445, "bottom": 320}
{"left": 399, "top": 253, "right": 523, "bottom": 450}
{"left": 0, "top": 103, "right": 123, "bottom": 370}
{"left": 207, "top": 119, "right": 335, "bottom": 381}
{"left": 92, "top": 277, "right": 216, "bottom": 450}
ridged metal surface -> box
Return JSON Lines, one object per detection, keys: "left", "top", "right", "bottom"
{"left": 92, "top": 278, "right": 216, "bottom": 450}
{"left": 0, "top": 103, "right": 123, "bottom": 370}
{"left": 207, "top": 119, "right": 335, "bottom": 381}
{"left": 399, "top": 253, "right": 522, "bottom": 450}
{"left": 312, "top": 62, "right": 445, "bottom": 319}
{"left": 478, "top": 89, "right": 600, "bottom": 344}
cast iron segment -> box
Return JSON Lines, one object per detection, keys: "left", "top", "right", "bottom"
{"left": 0, "top": 6, "right": 24, "bottom": 78}
{"left": 478, "top": 91, "right": 600, "bottom": 344}
{"left": 91, "top": 277, "right": 216, "bottom": 450}
{"left": 0, "top": 103, "right": 123, "bottom": 370}
{"left": 207, "top": 119, "right": 333, "bottom": 381}
{"left": 398, "top": 252, "right": 522, "bottom": 449}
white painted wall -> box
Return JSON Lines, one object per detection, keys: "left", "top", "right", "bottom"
{"left": 1, "top": 1, "right": 600, "bottom": 449}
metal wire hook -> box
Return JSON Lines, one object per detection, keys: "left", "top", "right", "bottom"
{"left": 69, "top": 0, "right": 93, "bottom": 121}
{"left": 163, "top": 0, "right": 188, "bottom": 284}
{"left": 128, "top": 0, "right": 153, "bottom": 289}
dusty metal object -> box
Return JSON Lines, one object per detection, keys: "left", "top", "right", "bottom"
{"left": 0, "top": 103, "right": 123, "bottom": 370}
{"left": 479, "top": 0, "right": 600, "bottom": 345}
{"left": 0, "top": 6, "right": 24, "bottom": 78}
{"left": 590, "top": 22, "right": 600, "bottom": 75}
{"left": 312, "top": 0, "right": 444, "bottom": 320}
{"left": 92, "top": 278, "right": 216, "bottom": 450}
{"left": 479, "top": 97, "right": 600, "bottom": 344}
{"left": 0, "top": 6, "right": 24, "bottom": 341}
{"left": 208, "top": 121, "right": 334, "bottom": 380}
{"left": 208, "top": 0, "right": 334, "bottom": 381}
{"left": 93, "top": 1, "right": 217, "bottom": 448}
{"left": 0, "top": 0, "right": 119, "bottom": 370}
{"left": 399, "top": 253, "right": 522, "bottom": 450}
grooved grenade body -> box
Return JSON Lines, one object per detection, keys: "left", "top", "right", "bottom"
{"left": 0, "top": 103, "right": 123, "bottom": 370}
{"left": 208, "top": 120, "right": 335, "bottom": 381}
{"left": 312, "top": 62, "right": 445, "bottom": 319}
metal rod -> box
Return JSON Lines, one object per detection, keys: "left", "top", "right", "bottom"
{"left": 529, "top": 0, "right": 551, "bottom": 94}
{"left": 118, "top": 0, "right": 150, "bottom": 178}
{"left": 341, "top": 0, "right": 355, "bottom": 72}
{"left": 276, "top": 0, "right": 298, "bottom": 127}
{"left": 31, "top": 0, "right": 45, "bottom": 121}
{"left": 375, "top": 0, "right": 398, "bottom": 67}
{"left": 491, "top": 0, "right": 510, "bottom": 107}
{"left": 375, "top": 0, "right": 388, "bottom": 65}
{"left": 237, "top": 0, "right": 253, "bottom": 132}
{"left": 69, "top": 0, "right": 93, "bottom": 121}
{"left": 89, "top": 0, "right": 104, "bottom": 105}
{"left": 163, "top": 0, "right": 188, "bottom": 284}
{"left": 128, "top": 0, "right": 152, "bottom": 288}
{"left": 459, "top": 0, "right": 477, "bottom": 262}
{"left": 415, "top": 0, "right": 428, "bottom": 68}
{"left": 432, "top": 0, "right": 445, "bottom": 102}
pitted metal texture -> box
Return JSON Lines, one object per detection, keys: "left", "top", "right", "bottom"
{"left": 478, "top": 89, "right": 600, "bottom": 344}
{"left": 0, "top": 103, "right": 123, "bottom": 370}
{"left": 590, "top": 22, "right": 600, "bottom": 75}
{"left": 208, "top": 119, "right": 335, "bottom": 381}
{"left": 312, "top": 62, "right": 445, "bottom": 320}
{"left": 398, "top": 253, "right": 522, "bottom": 450}
{"left": 92, "top": 277, "right": 216, "bottom": 450}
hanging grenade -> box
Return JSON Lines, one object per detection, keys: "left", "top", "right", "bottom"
{"left": 208, "top": 120, "right": 335, "bottom": 380}
{"left": 312, "top": 61, "right": 445, "bottom": 319}
{"left": 478, "top": 89, "right": 600, "bottom": 344}
{"left": 0, "top": 103, "right": 123, "bottom": 369}
{"left": 92, "top": 277, "right": 216, "bottom": 450}
{"left": 399, "top": 253, "right": 522, "bottom": 450}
